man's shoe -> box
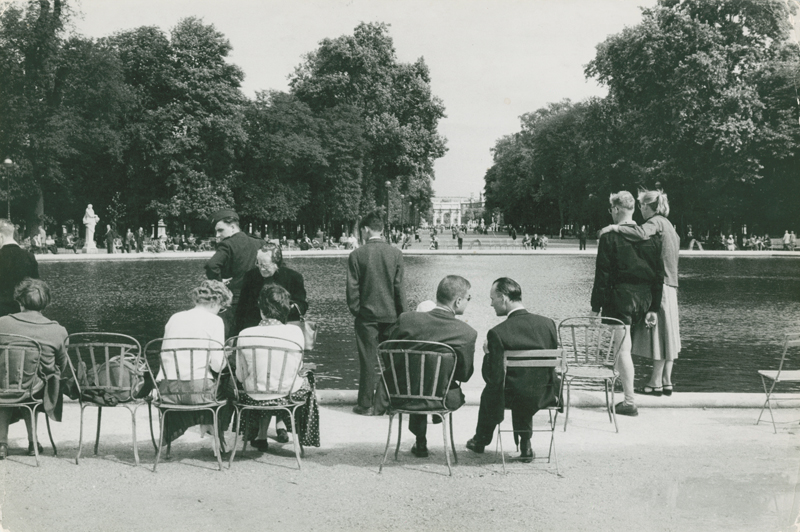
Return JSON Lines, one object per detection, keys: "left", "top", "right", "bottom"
{"left": 275, "top": 428, "right": 289, "bottom": 443}
{"left": 518, "top": 440, "right": 534, "bottom": 463}
{"left": 352, "top": 405, "right": 375, "bottom": 416}
{"left": 466, "top": 438, "right": 485, "bottom": 454}
{"left": 614, "top": 402, "right": 639, "bottom": 417}
{"left": 411, "top": 442, "right": 429, "bottom": 458}
{"left": 250, "top": 439, "right": 269, "bottom": 452}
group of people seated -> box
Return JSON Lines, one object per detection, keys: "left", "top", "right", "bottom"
{"left": 521, "top": 233, "right": 548, "bottom": 250}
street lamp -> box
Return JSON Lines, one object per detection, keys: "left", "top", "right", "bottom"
{"left": 400, "top": 194, "right": 404, "bottom": 226}
{"left": 3, "top": 158, "right": 12, "bottom": 221}
{"left": 384, "top": 180, "right": 391, "bottom": 237}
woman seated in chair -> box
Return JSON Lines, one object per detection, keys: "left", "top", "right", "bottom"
{"left": 156, "top": 280, "right": 234, "bottom": 448}
{"left": 235, "top": 284, "right": 318, "bottom": 451}
{"left": 0, "top": 278, "right": 68, "bottom": 459}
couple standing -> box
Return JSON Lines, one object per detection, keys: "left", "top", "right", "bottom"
{"left": 346, "top": 211, "right": 558, "bottom": 461}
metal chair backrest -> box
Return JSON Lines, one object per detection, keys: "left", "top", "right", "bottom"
{"left": 773, "top": 332, "right": 800, "bottom": 379}
{"left": 377, "top": 340, "right": 458, "bottom": 411}
{"left": 558, "top": 316, "right": 626, "bottom": 369}
{"left": 225, "top": 335, "right": 304, "bottom": 398}
{"left": 66, "top": 332, "right": 143, "bottom": 403}
{"left": 0, "top": 334, "right": 43, "bottom": 401}
{"left": 143, "top": 338, "right": 227, "bottom": 405}
{"left": 503, "top": 348, "right": 567, "bottom": 395}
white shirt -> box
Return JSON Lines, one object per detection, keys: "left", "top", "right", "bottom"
{"left": 157, "top": 307, "right": 225, "bottom": 381}
{"left": 236, "top": 324, "right": 305, "bottom": 395}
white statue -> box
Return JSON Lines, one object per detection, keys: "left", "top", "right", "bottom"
{"left": 82, "top": 204, "right": 100, "bottom": 252}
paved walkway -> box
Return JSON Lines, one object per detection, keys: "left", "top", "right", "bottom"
{"left": 1, "top": 397, "right": 799, "bottom": 532}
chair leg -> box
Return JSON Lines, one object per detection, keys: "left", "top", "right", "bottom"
{"left": 604, "top": 380, "right": 612, "bottom": 422}
{"left": 76, "top": 404, "right": 86, "bottom": 465}
{"left": 449, "top": 413, "right": 457, "bottom": 465}
{"left": 45, "top": 414, "right": 57, "bottom": 456}
{"left": 148, "top": 402, "right": 158, "bottom": 453}
{"left": 609, "top": 378, "right": 618, "bottom": 433}
{"left": 153, "top": 410, "right": 167, "bottom": 473}
{"left": 130, "top": 406, "right": 140, "bottom": 467}
{"left": 211, "top": 408, "right": 222, "bottom": 471}
{"left": 563, "top": 379, "right": 572, "bottom": 432}
{"left": 548, "top": 410, "right": 559, "bottom": 475}
{"left": 379, "top": 414, "right": 394, "bottom": 474}
{"left": 440, "top": 414, "right": 452, "bottom": 476}
{"left": 497, "top": 424, "right": 506, "bottom": 474}
{"left": 287, "top": 408, "right": 301, "bottom": 471}
{"left": 394, "top": 413, "right": 403, "bottom": 461}
{"left": 30, "top": 406, "right": 40, "bottom": 467}
{"left": 228, "top": 407, "right": 241, "bottom": 469}
{"left": 758, "top": 377, "right": 778, "bottom": 434}
{"left": 94, "top": 407, "right": 102, "bottom": 455}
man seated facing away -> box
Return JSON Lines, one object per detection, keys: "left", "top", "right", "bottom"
{"left": 374, "top": 275, "right": 477, "bottom": 458}
{"left": 467, "top": 277, "right": 559, "bottom": 463}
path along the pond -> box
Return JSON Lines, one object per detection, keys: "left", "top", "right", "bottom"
{"left": 0, "top": 393, "right": 799, "bottom": 532}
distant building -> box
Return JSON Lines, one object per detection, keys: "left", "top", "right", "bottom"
{"left": 429, "top": 196, "right": 484, "bottom": 227}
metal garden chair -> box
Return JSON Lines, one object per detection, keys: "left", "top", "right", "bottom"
{"left": 66, "top": 332, "right": 154, "bottom": 465}
{"left": 0, "top": 333, "right": 57, "bottom": 465}
{"left": 495, "top": 348, "right": 566, "bottom": 474}
{"left": 756, "top": 331, "right": 800, "bottom": 433}
{"left": 225, "top": 335, "right": 305, "bottom": 470}
{"left": 376, "top": 340, "right": 459, "bottom": 476}
{"left": 143, "top": 338, "right": 232, "bottom": 472}
{"left": 558, "top": 316, "right": 626, "bottom": 433}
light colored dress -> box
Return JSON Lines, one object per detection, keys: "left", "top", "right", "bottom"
{"left": 157, "top": 307, "right": 225, "bottom": 381}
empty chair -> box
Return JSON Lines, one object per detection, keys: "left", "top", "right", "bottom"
{"left": 376, "top": 340, "right": 459, "bottom": 475}
{"left": 558, "top": 316, "right": 626, "bottom": 432}
{"left": 757, "top": 331, "right": 800, "bottom": 433}
{"left": 495, "top": 349, "right": 566, "bottom": 474}
{"left": 66, "top": 332, "right": 153, "bottom": 465}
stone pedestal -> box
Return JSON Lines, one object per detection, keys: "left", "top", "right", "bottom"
{"left": 82, "top": 243, "right": 98, "bottom": 254}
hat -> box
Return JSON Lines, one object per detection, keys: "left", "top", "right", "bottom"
{"left": 211, "top": 209, "right": 239, "bottom": 226}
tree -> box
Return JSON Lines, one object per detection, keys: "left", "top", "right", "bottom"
{"left": 289, "top": 22, "right": 446, "bottom": 222}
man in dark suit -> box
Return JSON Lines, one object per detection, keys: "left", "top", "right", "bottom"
{"left": 234, "top": 241, "right": 308, "bottom": 337}
{"left": 205, "top": 209, "right": 263, "bottom": 337}
{"left": 374, "top": 275, "right": 477, "bottom": 457}
{"left": 0, "top": 219, "right": 39, "bottom": 317}
{"left": 467, "top": 277, "right": 559, "bottom": 463}
{"left": 346, "top": 211, "right": 407, "bottom": 414}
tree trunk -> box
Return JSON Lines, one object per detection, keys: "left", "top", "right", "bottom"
{"left": 26, "top": 188, "right": 44, "bottom": 239}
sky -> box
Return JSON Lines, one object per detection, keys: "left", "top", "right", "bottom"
{"left": 71, "top": 0, "right": 658, "bottom": 198}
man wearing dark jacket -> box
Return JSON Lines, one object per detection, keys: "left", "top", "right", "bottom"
{"left": 374, "top": 275, "right": 477, "bottom": 457}
{"left": 346, "top": 212, "right": 407, "bottom": 414}
{"left": 467, "top": 277, "right": 559, "bottom": 463}
{"left": 590, "top": 191, "right": 664, "bottom": 417}
{"left": 0, "top": 219, "right": 39, "bottom": 317}
{"left": 205, "top": 209, "right": 263, "bottom": 337}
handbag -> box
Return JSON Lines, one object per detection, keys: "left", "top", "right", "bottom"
{"left": 289, "top": 303, "right": 318, "bottom": 351}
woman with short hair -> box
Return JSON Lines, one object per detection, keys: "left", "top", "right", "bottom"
{"left": 0, "top": 278, "right": 68, "bottom": 459}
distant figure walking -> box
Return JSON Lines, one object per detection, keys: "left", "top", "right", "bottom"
{"left": 579, "top": 225, "right": 587, "bottom": 250}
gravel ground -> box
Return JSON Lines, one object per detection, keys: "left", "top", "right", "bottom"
{"left": 0, "top": 403, "right": 798, "bottom": 532}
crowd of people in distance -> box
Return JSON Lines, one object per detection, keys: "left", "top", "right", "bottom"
{"left": 0, "top": 187, "right": 681, "bottom": 463}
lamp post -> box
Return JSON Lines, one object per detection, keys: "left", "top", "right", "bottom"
{"left": 399, "top": 194, "right": 404, "bottom": 227}
{"left": 384, "top": 180, "right": 391, "bottom": 238}
{"left": 2, "top": 158, "right": 12, "bottom": 221}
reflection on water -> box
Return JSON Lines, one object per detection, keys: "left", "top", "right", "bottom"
{"left": 39, "top": 256, "right": 800, "bottom": 392}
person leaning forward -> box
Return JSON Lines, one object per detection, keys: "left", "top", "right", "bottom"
{"left": 346, "top": 211, "right": 407, "bottom": 415}
{"left": 0, "top": 219, "right": 39, "bottom": 317}
{"left": 467, "top": 277, "right": 560, "bottom": 463}
{"left": 204, "top": 209, "right": 263, "bottom": 337}
{"left": 373, "top": 275, "right": 477, "bottom": 457}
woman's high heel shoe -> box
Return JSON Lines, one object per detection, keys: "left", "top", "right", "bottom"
{"left": 663, "top": 385, "right": 674, "bottom": 397}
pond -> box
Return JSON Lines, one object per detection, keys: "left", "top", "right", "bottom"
{"left": 38, "top": 255, "right": 800, "bottom": 393}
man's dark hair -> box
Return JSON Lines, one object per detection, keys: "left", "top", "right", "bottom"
{"left": 257, "top": 284, "right": 292, "bottom": 323}
{"left": 492, "top": 277, "right": 522, "bottom": 302}
{"left": 220, "top": 217, "right": 239, "bottom": 228}
{"left": 436, "top": 275, "right": 471, "bottom": 305}
{"left": 259, "top": 240, "right": 283, "bottom": 267}
{"left": 359, "top": 212, "right": 384, "bottom": 233}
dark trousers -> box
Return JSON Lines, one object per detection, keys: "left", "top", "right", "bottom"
{"left": 579, "top": 239, "right": 587, "bottom": 250}
{"left": 474, "top": 395, "right": 536, "bottom": 446}
{"left": 354, "top": 318, "right": 395, "bottom": 409}
{"left": 458, "top": 237, "right": 463, "bottom": 249}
